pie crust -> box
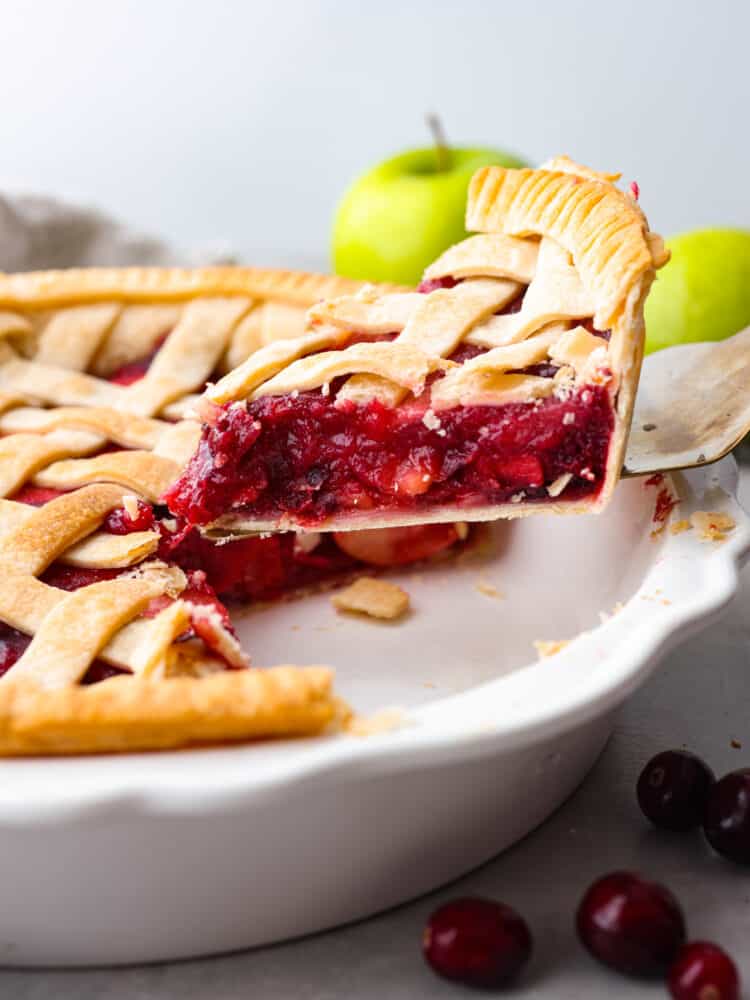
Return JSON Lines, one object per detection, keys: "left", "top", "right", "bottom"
{"left": 331, "top": 577, "right": 410, "bottom": 620}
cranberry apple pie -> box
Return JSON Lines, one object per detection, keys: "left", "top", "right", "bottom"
{"left": 168, "top": 158, "right": 668, "bottom": 533}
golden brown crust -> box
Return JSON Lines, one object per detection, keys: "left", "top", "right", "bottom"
{"left": 0, "top": 666, "right": 336, "bottom": 755}
{"left": 0, "top": 267, "right": 399, "bottom": 310}
{"left": 201, "top": 159, "right": 665, "bottom": 526}
{"left": 331, "top": 577, "right": 410, "bottom": 619}
{"left": 466, "top": 163, "right": 666, "bottom": 329}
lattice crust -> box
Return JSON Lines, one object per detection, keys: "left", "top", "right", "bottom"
{"left": 0, "top": 268, "right": 377, "bottom": 754}
{"left": 203, "top": 159, "right": 667, "bottom": 515}
{"left": 0, "top": 483, "right": 338, "bottom": 754}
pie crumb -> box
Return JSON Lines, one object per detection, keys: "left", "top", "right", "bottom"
{"left": 475, "top": 576, "right": 504, "bottom": 600}
{"left": 670, "top": 519, "right": 691, "bottom": 535}
{"left": 731, "top": 738, "right": 742, "bottom": 749}
{"left": 547, "top": 472, "right": 573, "bottom": 498}
{"left": 690, "top": 510, "right": 736, "bottom": 542}
{"left": 599, "top": 600, "right": 625, "bottom": 624}
{"left": 346, "top": 706, "right": 404, "bottom": 737}
{"left": 332, "top": 577, "right": 410, "bottom": 620}
{"left": 123, "top": 559, "right": 186, "bottom": 599}
{"left": 534, "top": 639, "right": 569, "bottom": 659}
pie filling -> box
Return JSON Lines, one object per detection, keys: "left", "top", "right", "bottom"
{"left": 165, "top": 383, "right": 613, "bottom": 528}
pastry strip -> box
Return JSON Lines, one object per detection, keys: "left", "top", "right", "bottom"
{"left": 0, "top": 666, "right": 336, "bottom": 755}
{"left": 9, "top": 576, "right": 166, "bottom": 689}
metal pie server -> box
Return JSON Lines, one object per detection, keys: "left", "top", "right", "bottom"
{"left": 624, "top": 325, "right": 750, "bottom": 478}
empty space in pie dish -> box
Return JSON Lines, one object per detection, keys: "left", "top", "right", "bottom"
{"left": 236, "top": 472, "right": 664, "bottom": 714}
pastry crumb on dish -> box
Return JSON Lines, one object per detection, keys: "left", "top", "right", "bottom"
{"left": 474, "top": 576, "right": 504, "bottom": 600}
{"left": 598, "top": 600, "right": 624, "bottom": 624}
{"left": 346, "top": 706, "right": 405, "bottom": 737}
{"left": 331, "top": 577, "right": 410, "bottom": 620}
{"left": 669, "top": 519, "right": 691, "bottom": 535}
{"left": 690, "top": 510, "right": 736, "bottom": 542}
{"left": 534, "top": 639, "right": 569, "bottom": 659}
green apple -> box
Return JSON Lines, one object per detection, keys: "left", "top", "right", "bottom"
{"left": 332, "top": 146, "right": 528, "bottom": 285}
{"left": 645, "top": 228, "right": 750, "bottom": 353}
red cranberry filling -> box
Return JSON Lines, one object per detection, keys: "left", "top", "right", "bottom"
{"left": 166, "top": 384, "right": 613, "bottom": 528}
{"left": 104, "top": 499, "right": 156, "bottom": 534}
{"left": 161, "top": 526, "right": 357, "bottom": 603}
{"left": 107, "top": 335, "right": 167, "bottom": 386}
{"left": 416, "top": 275, "right": 459, "bottom": 294}
{"left": 12, "top": 485, "right": 68, "bottom": 506}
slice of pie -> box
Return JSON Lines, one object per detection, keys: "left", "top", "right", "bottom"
{"left": 0, "top": 264, "right": 470, "bottom": 754}
{"left": 166, "top": 158, "right": 668, "bottom": 533}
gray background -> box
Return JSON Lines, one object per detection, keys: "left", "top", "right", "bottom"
{"left": 1, "top": 0, "right": 749, "bottom": 271}
{"left": 1, "top": 1, "right": 750, "bottom": 995}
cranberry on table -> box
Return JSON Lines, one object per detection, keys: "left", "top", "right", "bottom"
{"left": 637, "top": 749, "right": 715, "bottom": 831}
{"left": 668, "top": 941, "right": 740, "bottom": 1000}
{"left": 703, "top": 768, "right": 750, "bottom": 864}
{"left": 422, "top": 897, "right": 532, "bottom": 989}
{"left": 576, "top": 871, "right": 686, "bottom": 977}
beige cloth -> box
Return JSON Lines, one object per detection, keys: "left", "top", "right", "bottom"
{"left": 0, "top": 194, "right": 234, "bottom": 272}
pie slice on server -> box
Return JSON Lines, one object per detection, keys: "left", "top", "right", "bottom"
{"left": 167, "top": 158, "right": 669, "bottom": 534}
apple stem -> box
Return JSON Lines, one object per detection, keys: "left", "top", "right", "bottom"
{"left": 426, "top": 113, "right": 451, "bottom": 172}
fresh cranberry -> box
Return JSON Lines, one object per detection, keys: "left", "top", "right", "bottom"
{"left": 703, "top": 768, "right": 750, "bottom": 864}
{"left": 637, "top": 750, "right": 715, "bottom": 831}
{"left": 422, "top": 897, "right": 532, "bottom": 989}
{"left": 576, "top": 872, "right": 686, "bottom": 977}
{"left": 668, "top": 942, "right": 740, "bottom": 1000}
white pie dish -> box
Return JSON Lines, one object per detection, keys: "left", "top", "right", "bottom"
{"left": 0, "top": 458, "right": 746, "bottom": 967}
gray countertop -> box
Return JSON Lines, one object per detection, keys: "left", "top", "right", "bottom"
{"left": 3, "top": 482, "right": 750, "bottom": 999}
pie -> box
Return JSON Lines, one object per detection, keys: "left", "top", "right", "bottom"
{"left": 166, "top": 158, "right": 668, "bottom": 533}
{"left": 0, "top": 156, "right": 667, "bottom": 756}
{"left": 0, "top": 265, "right": 467, "bottom": 754}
